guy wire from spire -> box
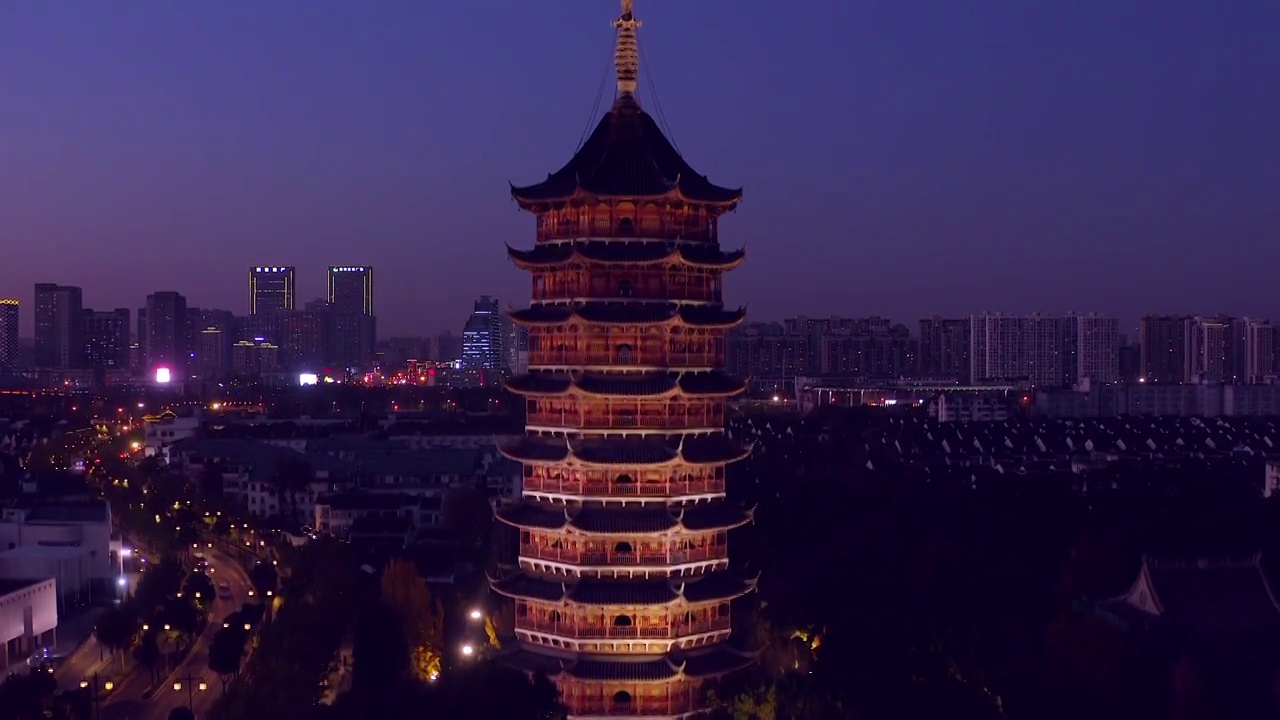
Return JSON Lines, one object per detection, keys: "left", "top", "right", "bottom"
{"left": 636, "top": 31, "right": 681, "bottom": 154}
{"left": 575, "top": 44, "right": 615, "bottom": 152}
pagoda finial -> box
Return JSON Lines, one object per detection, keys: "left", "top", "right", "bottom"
{"left": 613, "top": 0, "right": 641, "bottom": 99}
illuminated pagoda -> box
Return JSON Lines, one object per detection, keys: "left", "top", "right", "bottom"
{"left": 492, "top": 1, "right": 755, "bottom": 717}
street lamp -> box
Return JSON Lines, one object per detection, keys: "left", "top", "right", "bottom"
{"left": 80, "top": 672, "right": 114, "bottom": 720}
{"left": 461, "top": 644, "right": 474, "bottom": 657}
{"left": 172, "top": 674, "right": 209, "bottom": 711}
{"left": 469, "top": 609, "right": 482, "bottom": 621}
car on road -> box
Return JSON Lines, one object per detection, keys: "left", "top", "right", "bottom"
{"left": 217, "top": 583, "right": 233, "bottom": 599}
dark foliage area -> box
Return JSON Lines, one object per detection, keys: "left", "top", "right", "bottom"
{"left": 709, "top": 409, "right": 1280, "bottom": 719}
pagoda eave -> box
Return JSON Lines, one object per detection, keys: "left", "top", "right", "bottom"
{"left": 511, "top": 186, "right": 741, "bottom": 214}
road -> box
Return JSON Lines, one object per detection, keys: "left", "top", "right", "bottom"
{"left": 99, "top": 546, "right": 254, "bottom": 720}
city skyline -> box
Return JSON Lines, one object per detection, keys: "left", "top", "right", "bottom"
{"left": 1, "top": 1, "right": 1277, "bottom": 335}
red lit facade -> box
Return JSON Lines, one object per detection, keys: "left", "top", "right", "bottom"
{"left": 492, "top": 2, "right": 754, "bottom": 716}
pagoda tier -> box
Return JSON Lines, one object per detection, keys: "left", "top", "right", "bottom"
{"left": 498, "top": 435, "right": 751, "bottom": 467}
{"left": 508, "top": 243, "right": 746, "bottom": 270}
{"left": 498, "top": 502, "right": 752, "bottom": 532}
{"left": 519, "top": 462, "right": 725, "bottom": 503}
{"left": 495, "top": 2, "right": 752, "bottom": 715}
{"left": 509, "top": 372, "right": 746, "bottom": 436}
{"left": 510, "top": 303, "right": 746, "bottom": 328}
{"left": 509, "top": 243, "right": 745, "bottom": 304}
{"left": 506, "top": 647, "right": 754, "bottom": 718}
{"left": 505, "top": 371, "right": 746, "bottom": 398}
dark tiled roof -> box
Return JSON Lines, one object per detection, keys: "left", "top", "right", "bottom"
{"left": 679, "top": 502, "right": 753, "bottom": 531}
{"left": 509, "top": 99, "right": 741, "bottom": 206}
{"left": 0, "top": 579, "right": 46, "bottom": 597}
{"left": 569, "top": 579, "right": 678, "bottom": 605}
{"left": 506, "top": 244, "right": 576, "bottom": 266}
{"left": 576, "top": 373, "right": 677, "bottom": 396}
{"left": 492, "top": 573, "right": 566, "bottom": 602}
{"left": 498, "top": 437, "right": 570, "bottom": 463}
{"left": 504, "top": 373, "right": 573, "bottom": 395}
{"left": 680, "top": 573, "right": 757, "bottom": 603}
{"left": 1145, "top": 555, "right": 1280, "bottom": 637}
{"left": 566, "top": 656, "right": 680, "bottom": 681}
{"left": 575, "top": 303, "right": 678, "bottom": 324}
{"left": 678, "top": 246, "right": 746, "bottom": 268}
{"left": 577, "top": 243, "right": 676, "bottom": 263}
{"left": 570, "top": 507, "right": 679, "bottom": 533}
{"left": 681, "top": 435, "right": 751, "bottom": 464}
{"left": 507, "top": 242, "right": 745, "bottom": 269}
{"left": 24, "top": 501, "right": 109, "bottom": 523}
{"left": 501, "top": 649, "right": 569, "bottom": 676}
{"left": 679, "top": 306, "right": 747, "bottom": 328}
{"left": 678, "top": 372, "right": 747, "bottom": 396}
{"left": 316, "top": 492, "right": 413, "bottom": 511}
{"left": 573, "top": 439, "right": 678, "bottom": 465}
{"left": 496, "top": 502, "right": 568, "bottom": 530}
{"left": 509, "top": 306, "right": 575, "bottom": 325}
{"left": 677, "top": 646, "right": 756, "bottom": 678}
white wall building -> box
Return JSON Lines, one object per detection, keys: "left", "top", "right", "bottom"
{"left": 0, "top": 578, "right": 57, "bottom": 670}
{"left": 0, "top": 502, "right": 117, "bottom": 592}
{"left": 143, "top": 411, "right": 201, "bottom": 459}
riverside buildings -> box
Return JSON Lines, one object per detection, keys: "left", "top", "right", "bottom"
{"left": 492, "top": 1, "right": 756, "bottom": 715}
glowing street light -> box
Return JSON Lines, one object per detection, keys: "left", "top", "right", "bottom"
{"left": 469, "top": 609, "right": 482, "bottom": 621}
{"left": 461, "top": 644, "right": 474, "bottom": 657}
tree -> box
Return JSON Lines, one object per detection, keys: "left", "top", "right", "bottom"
{"left": 183, "top": 570, "right": 216, "bottom": 605}
{"left": 94, "top": 603, "right": 137, "bottom": 670}
{"left": 249, "top": 562, "right": 279, "bottom": 597}
{"left": 161, "top": 596, "right": 202, "bottom": 647}
{"left": 379, "top": 558, "right": 444, "bottom": 683}
{"left": 167, "top": 708, "right": 196, "bottom": 720}
{"left": 199, "top": 462, "right": 226, "bottom": 499}
{"left": 134, "top": 627, "right": 164, "bottom": 682}
{"left": 208, "top": 626, "right": 248, "bottom": 691}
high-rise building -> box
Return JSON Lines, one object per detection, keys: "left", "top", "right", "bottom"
{"left": 969, "top": 313, "right": 1102, "bottom": 387}
{"left": 34, "top": 283, "right": 83, "bottom": 369}
{"left": 327, "top": 266, "right": 372, "bottom": 315}
{"left": 1245, "top": 318, "right": 1278, "bottom": 384}
{"left": 1139, "top": 315, "right": 1189, "bottom": 384}
{"left": 501, "top": 314, "right": 529, "bottom": 375}
{"left": 144, "top": 291, "right": 188, "bottom": 372}
{"left": 327, "top": 267, "right": 375, "bottom": 367}
{"left": 919, "top": 317, "right": 971, "bottom": 381}
{"left": 492, "top": 3, "right": 754, "bottom": 714}
{"left": 249, "top": 266, "right": 296, "bottom": 315}
{"left": 461, "top": 296, "right": 502, "bottom": 370}
{"left": 1076, "top": 314, "right": 1120, "bottom": 383}
{"left": 0, "top": 299, "right": 18, "bottom": 372}
{"left": 82, "top": 309, "right": 131, "bottom": 370}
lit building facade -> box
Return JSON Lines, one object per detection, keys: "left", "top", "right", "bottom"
{"left": 0, "top": 299, "right": 18, "bottom": 372}
{"left": 493, "top": 2, "right": 754, "bottom": 716}
{"left": 34, "top": 283, "right": 83, "bottom": 369}
{"left": 328, "top": 266, "right": 376, "bottom": 367}
{"left": 249, "top": 266, "right": 296, "bottom": 315}
{"left": 81, "top": 308, "right": 131, "bottom": 370}
{"left": 144, "top": 291, "right": 188, "bottom": 373}
{"left": 462, "top": 296, "right": 502, "bottom": 370}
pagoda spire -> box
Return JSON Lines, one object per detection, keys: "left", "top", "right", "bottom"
{"left": 613, "top": 0, "right": 641, "bottom": 99}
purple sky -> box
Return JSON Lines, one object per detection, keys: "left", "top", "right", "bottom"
{"left": 1, "top": 0, "right": 1276, "bottom": 337}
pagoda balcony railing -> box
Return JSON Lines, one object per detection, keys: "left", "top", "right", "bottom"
{"left": 533, "top": 286, "right": 720, "bottom": 304}
{"left": 523, "top": 477, "right": 725, "bottom": 497}
{"left": 518, "top": 617, "right": 730, "bottom": 639}
{"left": 526, "top": 413, "right": 723, "bottom": 430}
{"left": 567, "top": 697, "right": 698, "bottom": 716}
{"left": 521, "top": 545, "right": 724, "bottom": 566}
{"left": 528, "top": 351, "right": 724, "bottom": 367}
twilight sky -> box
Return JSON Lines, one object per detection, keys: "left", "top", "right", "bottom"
{"left": 1, "top": 0, "right": 1276, "bottom": 337}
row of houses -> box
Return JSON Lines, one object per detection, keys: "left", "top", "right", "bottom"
{"left": 167, "top": 433, "right": 522, "bottom": 548}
